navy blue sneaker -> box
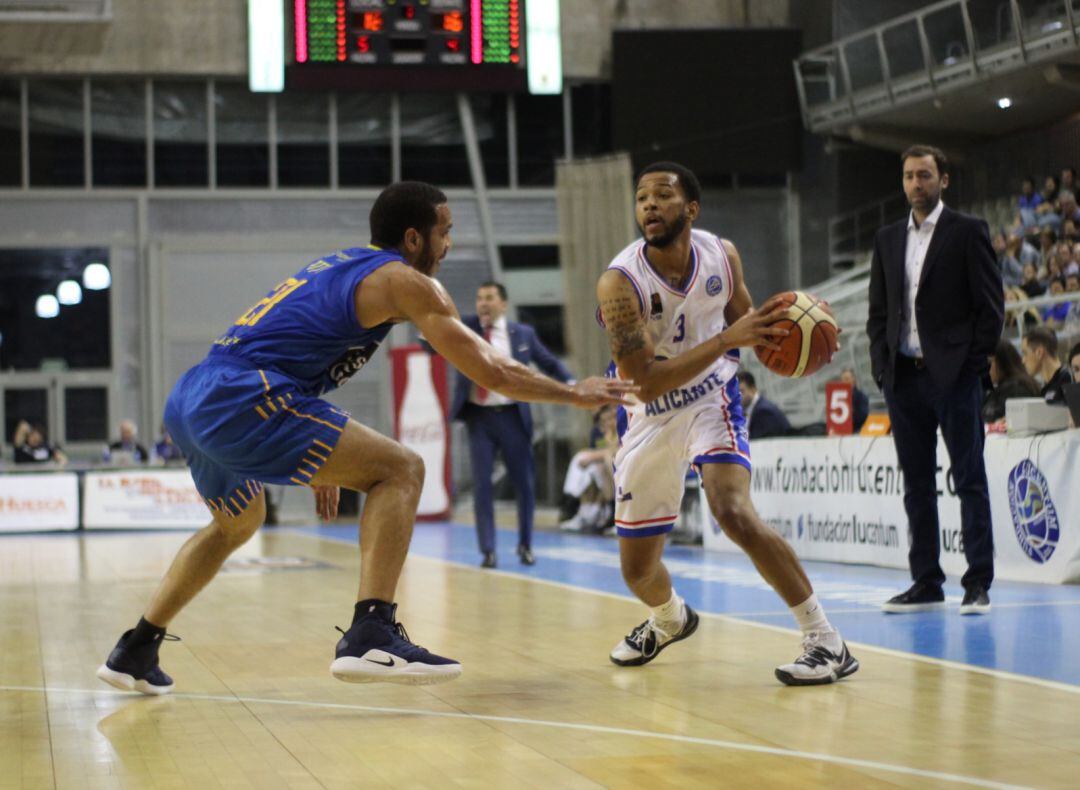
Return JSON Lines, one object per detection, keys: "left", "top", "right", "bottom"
{"left": 96, "top": 629, "right": 179, "bottom": 695}
{"left": 330, "top": 602, "right": 462, "bottom": 685}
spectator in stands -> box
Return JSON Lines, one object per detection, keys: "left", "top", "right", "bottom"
{"left": 737, "top": 371, "right": 791, "bottom": 439}
{"left": 558, "top": 405, "right": 617, "bottom": 533}
{"left": 838, "top": 367, "right": 869, "bottom": 433}
{"left": 982, "top": 339, "right": 1040, "bottom": 423}
{"left": 1063, "top": 219, "right": 1079, "bottom": 245}
{"left": 1059, "top": 191, "right": 1080, "bottom": 228}
{"left": 992, "top": 231, "right": 1024, "bottom": 287}
{"left": 1037, "top": 227, "right": 1057, "bottom": 267}
{"left": 1071, "top": 341, "right": 1080, "bottom": 381}
{"left": 1016, "top": 176, "right": 1043, "bottom": 231}
{"left": 1061, "top": 167, "right": 1077, "bottom": 196}
{"left": 1041, "top": 279, "right": 1071, "bottom": 327}
{"left": 1021, "top": 326, "right": 1073, "bottom": 405}
{"left": 153, "top": 426, "right": 185, "bottom": 466}
{"left": 1007, "top": 230, "right": 1039, "bottom": 268}
{"left": 1004, "top": 286, "right": 1041, "bottom": 329}
{"left": 103, "top": 419, "right": 149, "bottom": 465}
{"left": 1035, "top": 176, "right": 1060, "bottom": 230}
{"left": 13, "top": 421, "right": 67, "bottom": 465}
{"left": 1020, "top": 262, "right": 1045, "bottom": 298}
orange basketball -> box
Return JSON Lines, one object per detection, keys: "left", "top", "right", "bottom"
{"left": 753, "top": 291, "right": 839, "bottom": 378}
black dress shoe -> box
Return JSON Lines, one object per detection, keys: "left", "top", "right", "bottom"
{"left": 517, "top": 546, "right": 535, "bottom": 566}
{"left": 959, "top": 585, "right": 990, "bottom": 615}
{"left": 882, "top": 582, "right": 945, "bottom": 613}
{"left": 481, "top": 552, "right": 496, "bottom": 568}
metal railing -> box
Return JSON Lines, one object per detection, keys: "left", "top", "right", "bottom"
{"left": 794, "top": 0, "right": 1080, "bottom": 132}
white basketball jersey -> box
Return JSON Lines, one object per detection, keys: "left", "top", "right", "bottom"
{"left": 605, "top": 228, "right": 740, "bottom": 421}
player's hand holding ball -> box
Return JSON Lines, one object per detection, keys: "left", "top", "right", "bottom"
{"left": 720, "top": 295, "right": 793, "bottom": 352}
{"left": 752, "top": 291, "right": 840, "bottom": 378}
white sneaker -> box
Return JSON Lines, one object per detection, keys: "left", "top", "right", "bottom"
{"left": 559, "top": 513, "right": 587, "bottom": 531}
{"left": 609, "top": 604, "right": 699, "bottom": 666}
{"left": 774, "top": 631, "right": 859, "bottom": 686}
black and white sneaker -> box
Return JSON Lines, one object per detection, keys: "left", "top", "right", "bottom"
{"left": 775, "top": 632, "right": 859, "bottom": 686}
{"left": 96, "top": 629, "right": 179, "bottom": 696}
{"left": 330, "top": 601, "right": 462, "bottom": 685}
{"left": 609, "top": 604, "right": 699, "bottom": 666}
{"left": 959, "top": 586, "right": 991, "bottom": 615}
{"left": 882, "top": 582, "right": 946, "bottom": 613}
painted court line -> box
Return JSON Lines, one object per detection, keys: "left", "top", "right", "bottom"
{"left": 0, "top": 684, "right": 1028, "bottom": 790}
{"left": 285, "top": 529, "right": 1080, "bottom": 696}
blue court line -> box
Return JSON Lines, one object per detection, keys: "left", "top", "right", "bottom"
{"left": 292, "top": 520, "right": 1080, "bottom": 688}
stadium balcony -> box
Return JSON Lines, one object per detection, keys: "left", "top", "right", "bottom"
{"left": 794, "top": 0, "right": 1080, "bottom": 147}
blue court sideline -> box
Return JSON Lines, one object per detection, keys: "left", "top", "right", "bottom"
{"left": 294, "top": 521, "right": 1080, "bottom": 687}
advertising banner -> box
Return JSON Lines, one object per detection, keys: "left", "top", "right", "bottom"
{"left": 0, "top": 473, "right": 79, "bottom": 532}
{"left": 702, "top": 431, "right": 1080, "bottom": 585}
{"left": 84, "top": 470, "right": 206, "bottom": 529}
{"left": 391, "top": 345, "right": 452, "bottom": 521}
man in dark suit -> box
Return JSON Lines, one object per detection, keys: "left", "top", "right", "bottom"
{"left": 736, "top": 371, "right": 791, "bottom": 439}
{"left": 451, "top": 282, "right": 573, "bottom": 568}
{"left": 867, "top": 145, "right": 1004, "bottom": 616}
{"left": 839, "top": 368, "right": 870, "bottom": 433}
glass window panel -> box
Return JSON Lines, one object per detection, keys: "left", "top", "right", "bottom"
{"left": 882, "top": 20, "right": 924, "bottom": 79}
{"left": 153, "top": 81, "right": 209, "bottom": 187}
{"left": 515, "top": 93, "right": 562, "bottom": 186}
{"left": 401, "top": 93, "right": 469, "bottom": 186}
{"left": 471, "top": 94, "right": 508, "bottom": 187}
{"left": 923, "top": 5, "right": 970, "bottom": 66}
{"left": 844, "top": 35, "right": 884, "bottom": 91}
{"left": 92, "top": 81, "right": 147, "bottom": 187}
{"left": 64, "top": 386, "right": 108, "bottom": 442}
{"left": 967, "top": 0, "right": 1012, "bottom": 52}
{"left": 276, "top": 93, "right": 330, "bottom": 187}
{"left": 337, "top": 92, "right": 392, "bottom": 187}
{"left": 516, "top": 304, "right": 565, "bottom": 355}
{"left": 28, "top": 80, "right": 84, "bottom": 187}
{"left": 571, "top": 83, "right": 612, "bottom": 159}
{"left": 215, "top": 83, "right": 269, "bottom": 187}
{"left": 499, "top": 244, "right": 558, "bottom": 270}
{"left": 0, "top": 79, "right": 20, "bottom": 186}
{"left": 4, "top": 389, "right": 48, "bottom": 453}
{"left": 0, "top": 248, "right": 111, "bottom": 371}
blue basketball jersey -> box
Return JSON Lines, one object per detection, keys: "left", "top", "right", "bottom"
{"left": 206, "top": 246, "right": 400, "bottom": 395}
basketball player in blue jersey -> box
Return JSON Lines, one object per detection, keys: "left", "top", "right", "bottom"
{"left": 596, "top": 163, "right": 859, "bottom": 685}
{"left": 96, "top": 182, "right": 635, "bottom": 694}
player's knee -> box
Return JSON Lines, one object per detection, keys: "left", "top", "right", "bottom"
{"left": 711, "top": 499, "right": 758, "bottom": 545}
{"left": 620, "top": 553, "right": 657, "bottom": 588}
{"left": 398, "top": 448, "right": 426, "bottom": 492}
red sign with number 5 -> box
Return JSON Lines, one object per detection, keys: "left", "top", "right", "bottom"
{"left": 826, "top": 381, "right": 853, "bottom": 435}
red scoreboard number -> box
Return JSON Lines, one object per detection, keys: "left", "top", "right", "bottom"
{"left": 826, "top": 381, "right": 854, "bottom": 435}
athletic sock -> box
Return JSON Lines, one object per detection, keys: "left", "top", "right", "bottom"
{"left": 353, "top": 599, "right": 392, "bottom": 624}
{"left": 650, "top": 590, "right": 686, "bottom": 633}
{"left": 790, "top": 594, "right": 840, "bottom": 648}
{"left": 129, "top": 616, "right": 166, "bottom": 646}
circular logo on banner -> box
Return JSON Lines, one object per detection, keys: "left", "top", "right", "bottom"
{"left": 706, "top": 276, "right": 723, "bottom": 297}
{"left": 1007, "top": 460, "right": 1060, "bottom": 564}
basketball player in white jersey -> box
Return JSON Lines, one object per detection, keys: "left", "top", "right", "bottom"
{"left": 596, "top": 162, "right": 859, "bottom": 685}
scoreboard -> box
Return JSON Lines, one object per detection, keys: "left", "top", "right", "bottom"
{"left": 288, "top": 0, "right": 528, "bottom": 91}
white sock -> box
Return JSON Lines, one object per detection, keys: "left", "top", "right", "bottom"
{"left": 578, "top": 501, "right": 602, "bottom": 524}
{"left": 650, "top": 590, "right": 685, "bottom": 632}
{"left": 790, "top": 594, "right": 834, "bottom": 638}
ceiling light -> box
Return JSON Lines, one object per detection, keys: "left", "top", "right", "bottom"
{"left": 57, "top": 279, "right": 82, "bottom": 305}
{"left": 36, "top": 294, "right": 60, "bottom": 318}
{"left": 83, "top": 262, "right": 111, "bottom": 290}
{"left": 997, "top": 97, "right": 1012, "bottom": 109}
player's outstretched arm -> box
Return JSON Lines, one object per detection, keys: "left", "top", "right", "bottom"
{"left": 386, "top": 267, "right": 636, "bottom": 408}
{"left": 598, "top": 256, "right": 787, "bottom": 404}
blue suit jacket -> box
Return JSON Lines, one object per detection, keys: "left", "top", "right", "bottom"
{"left": 748, "top": 396, "right": 791, "bottom": 440}
{"left": 449, "top": 315, "right": 573, "bottom": 437}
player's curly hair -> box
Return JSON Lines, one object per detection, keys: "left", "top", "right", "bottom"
{"left": 636, "top": 161, "right": 702, "bottom": 204}
{"left": 370, "top": 181, "right": 448, "bottom": 249}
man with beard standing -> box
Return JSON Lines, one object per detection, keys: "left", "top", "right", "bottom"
{"left": 867, "top": 146, "right": 1003, "bottom": 615}
{"left": 595, "top": 162, "right": 859, "bottom": 686}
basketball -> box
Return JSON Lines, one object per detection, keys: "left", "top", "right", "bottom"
{"left": 753, "top": 291, "right": 839, "bottom": 378}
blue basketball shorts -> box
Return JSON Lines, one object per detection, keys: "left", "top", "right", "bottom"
{"left": 164, "top": 359, "right": 350, "bottom": 517}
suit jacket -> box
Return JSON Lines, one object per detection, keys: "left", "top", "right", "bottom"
{"left": 867, "top": 205, "right": 1004, "bottom": 393}
{"left": 449, "top": 315, "right": 573, "bottom": 437}
{"left": 748, "top": 395, "right": 791, "bottom": 440}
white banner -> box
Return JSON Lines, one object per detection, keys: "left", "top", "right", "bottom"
{"left": 84, "top": 470, "right": 206, "bottom": 529}
{"left": 0, "top": 473, "right": 79, "bottom": 532}
{"left": 702, "top": 430, "right": 1080, "bottom": 585}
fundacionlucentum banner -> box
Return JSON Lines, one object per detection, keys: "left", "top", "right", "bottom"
{"left": 700, "top": 431, "right": 1080, "bottom": 585}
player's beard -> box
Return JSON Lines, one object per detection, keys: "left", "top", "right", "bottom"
{"left": 642, "top": 211, "right": 688, "bottom": 249}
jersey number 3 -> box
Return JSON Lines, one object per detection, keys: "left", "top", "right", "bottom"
{"left": 673, "top": 314, "right": 686, "bottom": 342}
{"left": 234, "top": 277, "right": 308, "bottom": 327}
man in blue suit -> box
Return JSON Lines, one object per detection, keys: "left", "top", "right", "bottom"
{"left": 451, "top": 282, "right": 573, "bottom": 568}
{"left": 736, "top": 371, "right": 791, "bottom": 440}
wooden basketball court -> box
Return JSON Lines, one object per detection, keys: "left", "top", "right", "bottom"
{"left": 1, "top": 525, "right": 1075, "bottom": 789}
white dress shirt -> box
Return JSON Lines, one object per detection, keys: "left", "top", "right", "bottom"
{"left": 899, "top": 199, "right": 945, "bottom": 358}
{"left": 470, "top": 315, "right": 513, "bottom": 407}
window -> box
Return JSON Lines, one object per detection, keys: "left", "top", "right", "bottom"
{"left": 4, "top": 389, "right": 47, "bottom": 450}
{"left": 0, "top": 248, "right": 111, "bottom": 371}
{"left": 516, "top": 304, "right": 565, "bottom": 355}
{"left": 29, "top": 80, "right": 84, "bottom": 187}
{"left": 0, "top": 79, "right": 20, "bottom": 186}
{"left": 515, "top": 93, "right": 562, "bottom": 186}
{"left": 215, "top": 83, "right": 269, "bottom": 187}
{"left": 337, "top": 92, "right": 392, "bottom": 186}
{"left": 153, "top": 81, "right": 209, "bottom": 187}
{"left": 92, "top": 81, "right": 147, "bottom": 187}
{"left": 571, "top": 83, "right": 612, "bottom": 159}
{"left": 498, "top": 244, "right": 559, "bottom": 270}
{"left": 64, "top": 386, "right": 108, "bottom": 442}
{"left": 472, "top": 93, "right": 508, "bottom": 187}
{"left": 401, "top": 93, "right": 469, "bottom": 186}
{"left": 277, "top": 93, "right": 330, "bottom": 187}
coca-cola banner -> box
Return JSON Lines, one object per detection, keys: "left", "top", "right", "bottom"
{"left": 84, "top": 470, "right": 206, "bottom": 529}
{"left": 702, "top": 430, "right": 1080, "bottom": 585}
{"left": 390, "top": 345, "right": 452, "bottom": 521}
{"left": 0, "top": 473, "right": 79, "bottom": 532}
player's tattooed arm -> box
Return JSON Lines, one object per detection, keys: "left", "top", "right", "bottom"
{"left": 601, "top": 292, "right": 647, "bottom": 358}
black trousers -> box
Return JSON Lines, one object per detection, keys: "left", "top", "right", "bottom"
{"left": 884, "top": 356, "right": 994, "bottom": 591}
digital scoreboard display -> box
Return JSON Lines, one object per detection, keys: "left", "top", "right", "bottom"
{"left": 288, "top": 0, "right": 527, "bottom": 91}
